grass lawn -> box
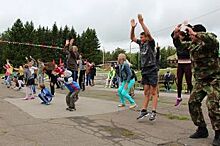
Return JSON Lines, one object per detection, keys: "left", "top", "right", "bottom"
{"left": 135, "top": 68, "right": 194, "bottom": 91}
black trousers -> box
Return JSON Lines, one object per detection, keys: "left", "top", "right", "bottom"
{"left": 79, "top": 70, "right": 85, "bottom": 90}
{"left": 177, "top": 63, "right": 193, "bottom": 97}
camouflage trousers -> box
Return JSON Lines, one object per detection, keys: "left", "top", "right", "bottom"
{"left": 66, "top": 90, "right": 80, "bottom": 109}
{"left": 188, "top": 79, "right": 220, "bottom": 130}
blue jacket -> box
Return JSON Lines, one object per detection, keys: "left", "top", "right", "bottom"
{"left": 64, "top": 81, "right": 80, "bottom": 92}
{"left": 41, "top": 88, "right": 53, "bottom": 98}
{"left": 119, "top": 62, "right": 132, "bottom": 82}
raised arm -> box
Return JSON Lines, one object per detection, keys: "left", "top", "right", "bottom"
{"left": 138, "top": 14, "right": 153, "bottom": 41}
{"left": 62, "top": 39, "right": 70, "bottom": 54}
{"left": 187, "top": 27, "right": 217, "bottom": 45}
{"left": 130, "top": 19, "right": 137, "bottom": 42}
{"left": 172, "top": 24, "right": 182, "bottom": 39}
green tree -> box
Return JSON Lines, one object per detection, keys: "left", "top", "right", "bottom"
{"left": 112, "top": 48, "right": 126, "bottom": 60}
{"left": 79, "top": 28, "right": 101, "bottom": 64}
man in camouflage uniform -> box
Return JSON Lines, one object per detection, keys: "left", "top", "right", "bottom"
{"left": 185, "top": 24, "right": 220, "bottom": 146}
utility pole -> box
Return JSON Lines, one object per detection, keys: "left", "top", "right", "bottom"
{"left": 103, "top": 46, "right": 105, "bottom": 65}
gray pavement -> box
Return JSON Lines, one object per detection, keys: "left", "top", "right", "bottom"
{"left": 0, "top": 83, "right": 214, "bottom": 146}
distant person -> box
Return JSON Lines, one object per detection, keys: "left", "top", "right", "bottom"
{"left": 85, "top": 60, "right": 92, "bottom": 86}
{"left": 63, "top": 39, "right": 80, "bottom": 82}
{"left": 37, "top": 59, "right": 45, "bottom": 86}
{"left": 3, "top": 59, "right": 13, "bottom": 88}
{"left": 26, "top": 59, "right": 38, "bottom": 95}
{"left": 24, "top": 64, "right": 35, "bottom": 100}
{"left": 117, "top": 53, "right": 137, "bottom": 109}
{"left": 164, "top": 70, "right": 172, "bottom": 92}
{"left": 38, "top": 84, "right": 53, "bottom": 105}
{"left": 105, "top": 66, "right": 116, "bottom": 88}
{"left": 90, "top": 62, "right": 96, "bottom": 86}
{"left": 78, "top": 54, "right": 86, "bottom": 91}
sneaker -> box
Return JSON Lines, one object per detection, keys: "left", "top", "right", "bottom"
{"left": 30, "top": 96, "right": 35, "bottom": 100}
{"left": 149, "top": 112, "right": 156, "bottom": 121}
{"left": 118, "top": 104, "right": 125, "bottom": 107}
{"left": 45, "top": 102, "right": 50, "bottom": 105}
{"left": 41, "top": 102, "right": 46, "bottom": 104}
{"left": 68, "top": 108, "right": 76, "bottom": 111}
{"left": 23, "top": 97, "right": 29, "bottom": 100}
{"left": 129, "top": 104, "right": 137, "bottom": 109}
{"left": 137, "top": 110, "right": 149, "bottom": 120}
{"left": 66, "top": 107, "right": 75, "bottom": 111}
{"left": 175, "top": 97, "right": 182, "bottom": 106}
{"left": 189, "top": 127, "right": 209, "bottom": 139}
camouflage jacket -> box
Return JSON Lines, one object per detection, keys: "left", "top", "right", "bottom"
{"left": 189, "top": 32, "right": 220, "bottom": 81}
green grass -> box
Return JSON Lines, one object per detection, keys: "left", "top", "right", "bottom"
{"left": 135, "top": 68, "right": 195, "bottom": 91}
{"left": 165, "top": 113, "right": 190, "bottom": 121}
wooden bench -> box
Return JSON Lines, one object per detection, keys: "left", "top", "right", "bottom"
{"left": 158, "top": 74, "right": 176, "bottom": 85}
{"left": 135, "top": 74, "right": 176, "bottom": 90}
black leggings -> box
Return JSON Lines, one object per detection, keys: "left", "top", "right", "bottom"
{"left": 177, "top": 63, "right": 193, "bottom": 97}
{"left": 46, "top": 70, "right": 58, "bottom": 96}
{"left": 79, "top": 70, "right": 85, "bottom": 90}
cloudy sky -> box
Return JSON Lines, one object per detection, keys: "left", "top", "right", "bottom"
{"left": 1, "top": 0, "right": 220, "bottom": 52}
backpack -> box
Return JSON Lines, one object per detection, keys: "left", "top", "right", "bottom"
{"left": 131, "top": 69, "right": 137, "bottom": 81}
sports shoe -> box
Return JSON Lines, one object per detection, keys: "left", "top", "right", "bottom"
{"left": 137, "top": 109, "right": 149, "bottom": 120}
{"left": 175, "top": 97, "right": 182, "bottom": 106}
{"left": 118, "top": 104, "right": 125, "bottom": 107}
{"left": 129, "top": 104, "right": 137, "bottom": 109}
{"left": 149, "top": 112, "right": 156, "bottom": 121}
{"left": 23, "top": 97, "right": 30, "bottom": 100}
{"left": 30, "top": 96, "right": 35, "bottom": 100}
{"left": 66, "top": 107, "right": 76, "bottom": 111}
{"left": 189, "top": 127, "right": 209, "bottom": 139}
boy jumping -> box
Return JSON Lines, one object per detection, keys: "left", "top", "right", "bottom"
{"left": 58, "top": 70, "right": 80, "bottom": 111}
{"left": 130, "top": 14, "right": 158, "bottom": 121}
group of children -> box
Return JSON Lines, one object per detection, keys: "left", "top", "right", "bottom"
{"left": 2, "top": 13, "right": 219, "bottom": 146}
{"left": 2, "top": 57, "right": 81, "bottom": 111}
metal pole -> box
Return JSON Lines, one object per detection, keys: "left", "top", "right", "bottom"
{"left": 103, "top": 46, "right": 105, "bottom": 65}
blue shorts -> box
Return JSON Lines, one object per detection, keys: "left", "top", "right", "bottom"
{"left": 141, "top": 74, "right": 158, "bottom": 86}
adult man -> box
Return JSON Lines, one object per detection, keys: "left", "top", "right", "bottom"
{"left": 185, "top": 25, "right": 220, "bottom": 146}
{"left": 63, "top": 39, "right": 80, "bottom": 82}
{"left": 130, "top": 14, "right": 158, "bottom": 121}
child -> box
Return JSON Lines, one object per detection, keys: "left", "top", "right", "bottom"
{"left": 37, "top": 59, "right": 45, "bottom": 86}
{"left": 3, "top": 59, "right": 13, "bottom": 88}
{"left": 90, "top": 62, "right": 96, "bottom": 86}
{"left": 117, "top": 53, "right": 137, "bottom": 109}
{"left": 58, "top": 70, "right": 80, "bottom": 111}
{"left": 24, "top": 64, "right": 35, "bottom": 100}
{"left": 38, "top": 84, "right": 53, "bottom": 105}
{"left": 12, "top": 75, "right": 24, "bottom": 90}
{"left": 105, "top": 66, "right": 116, "bottom": 88}
{"left": 130, "top": 14, "right": 158, "bottom": 121}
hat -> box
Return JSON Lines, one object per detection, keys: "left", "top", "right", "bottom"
{"left": 64, "top": 70, "right": 72, "bottom": 78}
{"left": 192, "top": 24, "right": 206, "bottom": 32}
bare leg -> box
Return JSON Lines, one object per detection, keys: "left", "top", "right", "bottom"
{"left": 151, "top": 85, "right": 158, "bottom": 111}
{"left": 142, "top": 85, "right": 150, "bottom": 109}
